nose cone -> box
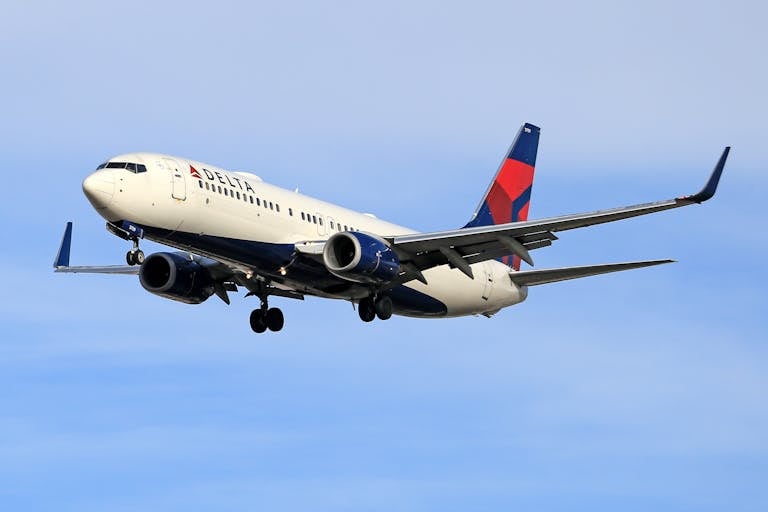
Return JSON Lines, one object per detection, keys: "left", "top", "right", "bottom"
{"left": 82, "top": 170, "right": 115, "bottom": 210}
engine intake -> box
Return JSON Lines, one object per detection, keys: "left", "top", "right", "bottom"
{"left": 323, "top": 231, "right": 400, "bottom": 284}
{"left": 139, "top": 252, "right": 215, "bottom": 304}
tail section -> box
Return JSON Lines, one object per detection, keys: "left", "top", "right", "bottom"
{"left": 464, "top": 122, "right": 540, "bottom": 270}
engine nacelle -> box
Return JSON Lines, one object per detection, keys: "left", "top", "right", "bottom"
{"left": 323, "top": 231, "right": 400, "bottom": 284}
{"left": 139, "top": 252, "right": 215, "bottom": 304}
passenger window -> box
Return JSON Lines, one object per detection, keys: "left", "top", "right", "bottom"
{"left": 319, "top": 218, "right": 323, "bottom": 226}
{"left": 205, "top": 182, "right": 210, "bottom": 190}
{"left": 276, "top": 204, "right": 280, "bottom": 212}
{"left": 224, "top": 189, "right": 229, "bottom": 197}
{"left": 256, "top": 198, "right": 261, "bottom": 206}
{"left": 301, "top": 212, "right": 305, "bottom": 220}
{"left": 330, "top": 221, "right": 334, "bottom": 229}
{"left": 289, "top": 208, "right": 293, "bottom": 216}
{"left": 236, "top": 191, "right": 240, "bottom": 199}
{"left": 198, "top": 180, "right": 203, "bottom": 188}
{"left": 218, "top": 186, "right": 222, "bottom": 194}
{"left": 269, "top": 202, "right": 273, "bottom": 210}
{"left": 312, "top": 215, "right": 317, "bottom": 224}
{"left": 250, "top": 196, "right": 254, "bottom": 204}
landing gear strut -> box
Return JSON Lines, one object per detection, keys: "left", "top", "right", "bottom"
{"left": 358, "top": 295, "right": 393, "bottom": 322}
{"left": 249, "top": 297, "right": 284, "bottom": 334}
{"left": 125, "top": 238, "right": 144, "bottom": 266}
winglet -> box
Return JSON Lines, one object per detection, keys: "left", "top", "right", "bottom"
{"left": 680, "top": 147, "right": 730, "bottom": 204}
{"left": 54, "top": 222, "right": 73, "bottom": 268}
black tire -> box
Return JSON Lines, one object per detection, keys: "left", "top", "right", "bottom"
{"left": 126, "top": 251, "right": 136, "bottom": 266}
{"left": 135, "top": 250, "right": 145, "bottom": 264}
{"left": 358, "top": 298, "right": 376, "bottom": 322}
{"left": 249, "top": 309, "right": 267, "bottom": 333}
{"left": 374, "top": 296, "right": 393, "bottom": 320}
{"left": 266, "top": 308, "right": 284, "bottom": 332}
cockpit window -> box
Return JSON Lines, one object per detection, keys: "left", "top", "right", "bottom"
{"left": 99, "top": 161, "right": 147, "bottom": 173}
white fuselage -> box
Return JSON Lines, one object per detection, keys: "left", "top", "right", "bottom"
{"left": 83, "top": 152, "right": 528, "bottom": 317}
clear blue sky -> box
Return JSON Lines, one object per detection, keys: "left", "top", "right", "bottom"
{"left": 1, "top": 1, "right": 766, "bottom": 510}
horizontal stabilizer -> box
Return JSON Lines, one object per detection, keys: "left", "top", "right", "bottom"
{"left": 509, "top": 259, "right": 674, "bottom": 287}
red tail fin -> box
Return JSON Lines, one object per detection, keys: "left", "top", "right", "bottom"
{"left": 464, "top": 123, "right": 540, "bottom": 270}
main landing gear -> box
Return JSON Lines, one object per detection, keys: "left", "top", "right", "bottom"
{"left": 358, "top": 295, "right": 393, "bottom": 323}
{"left": 245, "top": 281, "right": 287, "bottom": 334}
{"left": 125, "top": 238, "right": 145, "bottom": 266}
{"left": 249, "top": 300, "right": 284, "bottom": 333}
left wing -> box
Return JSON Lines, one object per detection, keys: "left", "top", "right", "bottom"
{"left": 388, "top": 147, "right": 729, "bottom": 281}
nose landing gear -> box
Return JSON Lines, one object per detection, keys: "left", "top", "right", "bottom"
{"left": 125, "top": 239, "right": 144, "bottom": 266}
{"left": 106, "top": 222, "right": 145, "bottom": 266}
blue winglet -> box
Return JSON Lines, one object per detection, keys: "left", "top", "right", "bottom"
{"left": 54, "top": 222, "right": 73, "bottom": 267}
{"left": 682, "top": 146, "right": 730, "bottom": 203}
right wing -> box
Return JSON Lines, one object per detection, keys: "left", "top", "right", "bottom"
{"left": 388, "top": 147, "right": 730, "bottom": 281}
{"left": 53, "top": 222, "right": 304, "bottom": 305}
{"left": 53, "top": 222, "right": 138, "bottom": 274}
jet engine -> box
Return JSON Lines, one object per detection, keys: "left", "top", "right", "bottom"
{"left": 323, "top": 231, "right": 400, "bottom": 284}
{"left": 139, "top": 252, "right": 215, "bottom": 304}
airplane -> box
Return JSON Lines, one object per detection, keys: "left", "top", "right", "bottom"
{"left": 54, "top": 123, "right": 730, "bottom": 334}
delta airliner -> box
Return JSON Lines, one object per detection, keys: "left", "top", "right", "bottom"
{"left": 54, "top": 123, "right": 729, "bottom": 333}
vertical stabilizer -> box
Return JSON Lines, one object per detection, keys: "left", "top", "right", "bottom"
{"left": 464, "top": 123, "right": 540, "bottom": 269}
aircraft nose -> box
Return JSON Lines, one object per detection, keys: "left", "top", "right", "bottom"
{"left": 82, "top": 170, "right": 115, "bottom": 210}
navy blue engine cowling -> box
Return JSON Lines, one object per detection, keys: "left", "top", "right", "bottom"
{"left": 323, "top": 232, "right": 400, "bottom": 284}
{"left": 139, "top": 252, "right": 215, "bottom": 304}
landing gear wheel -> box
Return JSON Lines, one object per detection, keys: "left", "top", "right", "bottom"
{"left": 374, "top": 296, "right": 393, "bottom": 320}
{"left": 266, "top": 308, "right": 284, "bottom": 332}
{"left": 358, "top": 298, "right": 376, "bottom": 322}
{"left": 125, "top": 249, "right": 144, "bottom": 266}
{"left": 249, "top": 309, "right": 267, "bottom": 333}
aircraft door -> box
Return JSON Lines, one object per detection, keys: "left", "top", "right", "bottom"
{"left": 164, "top": 157, "right": 187, "bottom": 200}
{"left": 316, "top": 213, "right": 326, "bottom": 236}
